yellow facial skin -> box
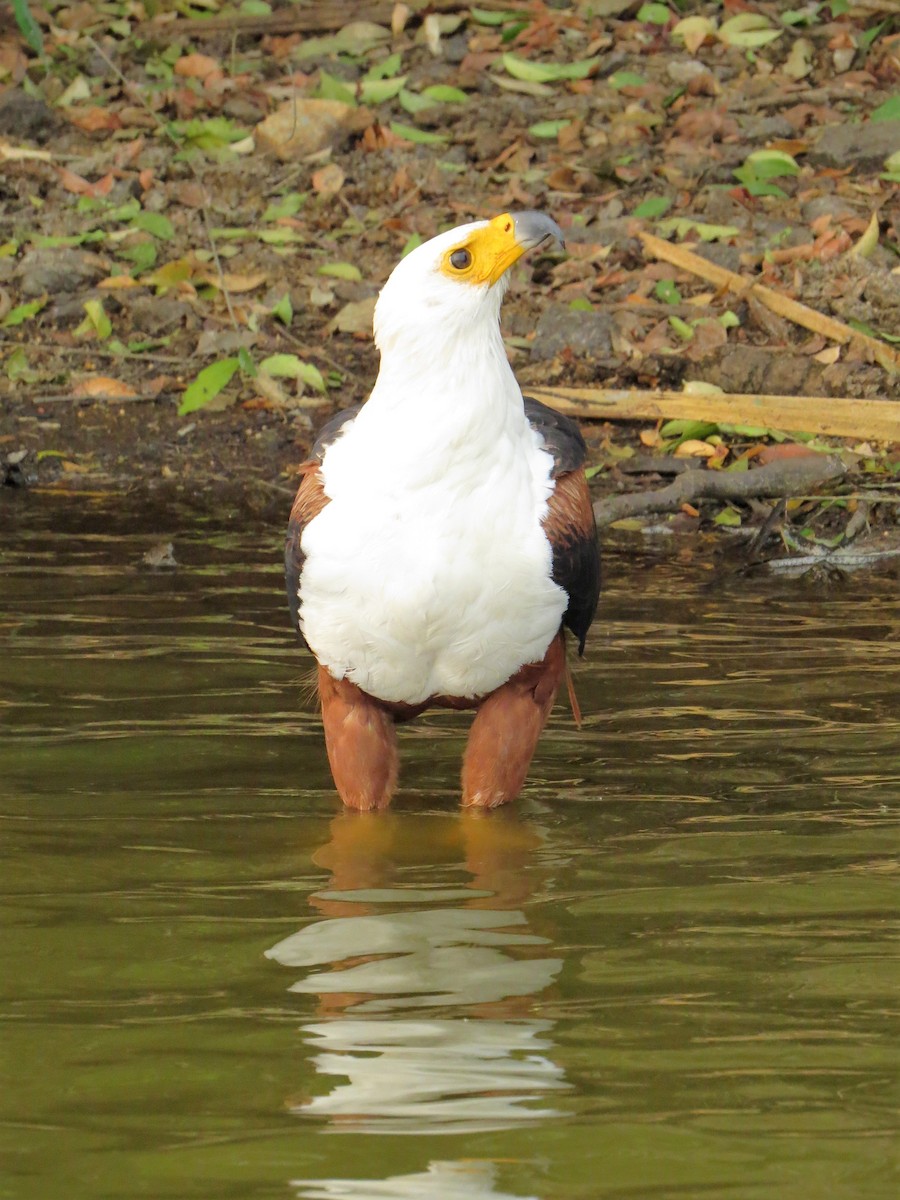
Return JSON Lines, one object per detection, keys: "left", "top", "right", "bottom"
{"left": 439, "top": 212, "right": 542, "bottom": 287}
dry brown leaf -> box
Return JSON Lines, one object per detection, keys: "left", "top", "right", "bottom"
{"left": 675, "top": 439, "right": 717, "bottom": 458}
{"left": 195, "top": 269, "right": 268, "bottom": 293}
{"left": 67, "top": 106, "right": 122, "bottom": 133}
{"left": 312, "top": 162, "right": 345, "bottom": 200}
{"left": 328, "top": 297, "right": 377, "bottom": 336}
{"left": 756, "top": 443, "right": 822, "bottom": 465}
{"left": 72, "top": 377, "right": 139, "bottom": 399}
{"left": 57, "top": 167, "right": 115, "bottom": 197}
{"left": 174, "top": 53, "right": 221, "bottom": 81}
{"left": 97, "top": 276, "right": 142, "bottom": 290}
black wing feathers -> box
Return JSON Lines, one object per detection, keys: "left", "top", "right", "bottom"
{"left": 524, "top": 396, "right": 601, "bottom": 654}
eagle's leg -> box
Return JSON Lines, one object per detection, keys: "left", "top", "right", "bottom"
{"left": 461, "top": 632, "right": 565, "bottom": 809}
{"left": 318, "top": 667, "right": 399, "bottom": 810}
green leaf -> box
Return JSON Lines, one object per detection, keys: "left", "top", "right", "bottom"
{"left": 317, "top": 261, "right": 363, "bottom": 281}
{"left": 608, "top": 71, "right": 647, "bottom": 90}
{"left": 31, "top": 232, "right": 103, "bottom": 248}
{"left": 633, "top": 195, "right": 672, "bottom": 219}
{"left": 528, "top": 119, "right": 571, "bottom": 138}
{"left": 169, "top": 117, "right": 249, "bottom": 156}
{"left": 260, "top": 354, "right": 326, "bottom": 391}
{"left": 881, "top": 148, "right": 900, "bottom": 183}
{"left": 735, "top": 175, "right": 788, "bottom": 198}
{"left": 178, "top": 358, "right": 241, "bottom": 414}
{"left": 569, "top": 298, "right": 593, "bottom": 312}
{"left": 258, "top": 228, "right": 305, "bottom": 245}
{"left": 859, "top": 21, "right": 886, "bottom": 51}
{"left": 719, "top": 13, "right": 782, "bottom": 48}
{"left": 660, "top": 419, "right": 717, "bottom": 440}
{"left": 501, "top": 52, "right": 599, "bottom": 83}
{"left": 471, "top": 6, "right": 524, "bottom": 24}
{"left": 360, "top": 76, "right": 408, "bottom": 104}
{"left": 637, "top": 3, "right": 671, "bottom": 24}
{"left": 713, "top": 506, "right": 742, "bottom": 526}
{"left": 237, "top": 347, "right": 257, "bottom": 376}
{"left": 1, "top": 296, "right": 47, "bottom": 327}
{"left": 5, "top": 346, "right": 38, "bottom": 381}
{"left": 365, "top": 52, "right": 403, "bottom": 80}
{"left": 12, "top": 0, "right": 43, "bottom": 53}
{"left": 389, "top": 122, "right": 447, "bottom": 144}
{"left": 263, "top": 192, "right": 306, "bottom": 221}
{"left": 780, "top": 7, "right": 821, "bottom": 26}
{"left": 398, "top": 88, "right": 435, "bottom": 115}
{"left": 75, "top": 299, "right": 112, "bottom": 340}
{"left": 654, "top": 278, "right": 681, "bottom": 305}
{"left": 317, "top": 71, "right": 356, "bottom": 105}
{"left": 668, "top": 315, "right": 694, "bottom": 341}
{"left": 848, "top": 317, "right": 900, "bottom": 344}
{"left": 421, "top": 84, "right": 469, "bottom": 103}
{"left": 742, "top": 149, "right": 800, "bottom": 179}
{"left": 401, "top": 232, "right": 423, "bottom": 257}
{"left": 871, "top": 96, "right": 900, "bottom": 122}
{"left": 271, "top": 293, "right": 293, "bottom": 324}
{"left": 719, "top": 310, "right": 741, "bottom": 329}
{"left": 132, "top": 211, "right": 175, "bottom": 240}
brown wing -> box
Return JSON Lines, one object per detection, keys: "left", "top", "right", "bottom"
{"left": 524, "top": 397, "right": 600, "bottom": 655}
{"left": 543, "top": 469, "right": 600, "bottom": 654}
{"left": 285, "top": 465, "right": 329, "bottom": 643}
{"left": 285, "top": 406, "right": 362, "bottom": 643}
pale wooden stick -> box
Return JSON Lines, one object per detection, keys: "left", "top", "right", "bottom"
{"left": 526, "top": 385, "right": 900, "bottom": 443}
{"left": 639, "top": 231, "right": 900, "bottom": 374}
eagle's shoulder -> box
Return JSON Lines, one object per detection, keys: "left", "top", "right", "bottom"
{"left": 285, "top": 406, "right": 361, "bottom": 642}
{"left": 525, "top": 396, "right": 600, "bottom": 655}
{"left": 523, "top": 395, "right": 587, "bottom": 478}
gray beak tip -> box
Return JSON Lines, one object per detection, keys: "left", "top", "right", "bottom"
{"left": 511, "top": 210, "right": 565, "bottom": 253}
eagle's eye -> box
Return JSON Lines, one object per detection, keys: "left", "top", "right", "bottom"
{"left": 449, "top": 248, "right": 472, "bottom": 270}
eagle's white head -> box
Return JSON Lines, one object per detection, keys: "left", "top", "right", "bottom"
{"left": 372, "top": 211, "right": 564, "bottom": 358}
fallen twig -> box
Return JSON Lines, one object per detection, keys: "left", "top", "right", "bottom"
{"left": 593, "top": 455, "right": 847, "bottom": 528}
{"left": 527, "top": 385, "right": 900, "bottom": 443}
{"left": 640, "top": 232, "right": 900, "bottom": 374}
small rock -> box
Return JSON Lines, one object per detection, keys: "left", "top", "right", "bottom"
{"left": 692, "top": 242, "right": 742, "bottom": 273}
{"left": 254, "top": 99, "right": 371, "bottom": 161}
{"left": 801, "top": 194, "right": 859, "bottom": 223}
{"left": 809, "top": 120, "right": 900, "bottom": 171}
{"left": 142, "top": 542, "right": 178, "bottom": 568}
{"left": 531, "top": 305, "right": 615, "bottom": 360}
{"left": 126, "top": 295, "right": 195, "bottom": 336}
{"left": 0, "top": 90, "right": 65, "bottom": 143}
{"left": 666, "top": 59, "right": 712, "bottom": 87}
{"left": 16, "top": 248, "right": 104, "bottom": 297}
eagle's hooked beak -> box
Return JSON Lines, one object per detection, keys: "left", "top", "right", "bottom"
{"left": 509, "top": 210, "right": 565, "bottom": 254}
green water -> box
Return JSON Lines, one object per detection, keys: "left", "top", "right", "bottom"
{"left": 1, "top": 495, "right": 897, "bottom": 1200}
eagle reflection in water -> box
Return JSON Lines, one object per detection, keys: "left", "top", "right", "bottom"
{"left": 267, "top": 810, "right": 568, "bottom": 1198}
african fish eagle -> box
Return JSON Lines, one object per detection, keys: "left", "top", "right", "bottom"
{"left": 286, "top": 211, "right": 600, "bottom": 809}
